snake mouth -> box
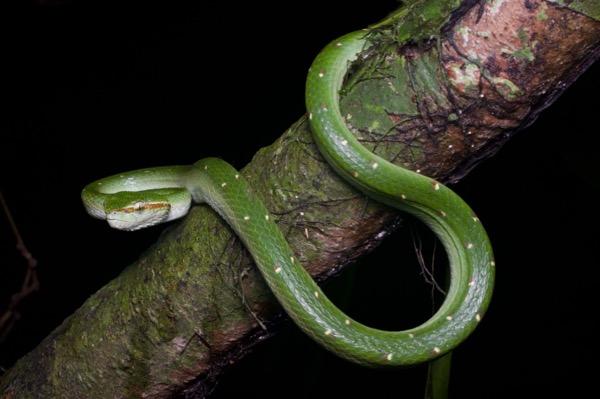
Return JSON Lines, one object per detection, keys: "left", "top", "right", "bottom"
{"left": 106, "top": 202, "right": 172, "bottom": 231}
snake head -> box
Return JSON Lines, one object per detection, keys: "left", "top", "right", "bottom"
{"left": 103, "top": 189, "right": 191, "bottom": 231}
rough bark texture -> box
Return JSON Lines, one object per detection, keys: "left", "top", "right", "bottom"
{"left": 1, "top": 1, "right": 599, "bottom": 398}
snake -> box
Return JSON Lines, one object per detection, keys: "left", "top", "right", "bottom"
{"left": 81, "top": 30, "right": 494, "bottom": 367}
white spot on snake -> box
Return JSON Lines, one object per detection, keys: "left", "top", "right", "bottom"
{"left": 335, "top": 42, "right": 343, "bottom": 48}
{"left": 432, "top": 347, "right": 441, "bottom": 354}
{"left": 244, "top": 216, "right": 250, "bottom": 222}
{"left": 400, "top": 194, "right": 407, "bottom": 200}
{"left": 439, "top": 211, "right": 446, "bottom": 217}
{"left": 274, "top": 266, "right": 282, "bottom": 273}
{"left": 408, "top": 333, "right": 415, "bottom": 338}
{"left": 318, "top": 70, "right": 326, "bottom": 78}
{"left": 235, "top": 174, "right": 240, "bottom": 179}
{"left": 468, "top": 278, "right": 475, "bottom": 286}
{"left": 371, "top": 162, "right": 378, "bottom": 169}
{"left": 221, "top": 182, "right": 227, "bottom": 188}
{"left": 386, "top": 353, "right": 393, "bottom": 361}
{"left": 314, "top": 291, "right": 320, "bottom": 299}
{"left": 321, "top": 104, "right": 328, "bottom": 111}
{"left": 308, "top": 112, "right": 313, "bottom": 120}
{"left": 446, "top": 315, "right": 453, "bottom": 321}
{"left": 345, "top": 319, "right": 351, "bottom": 325}
{"left": 204, "top": 165, "right": 208, "bottom": 170}
{"left": 352, "top": 171, "right": 359, "bottom": 178}
{"left": 290, "top": 256, "right": 295, "bottom": 264}
{"left": 432, "top": 182, "right": 440, "bottom": 190}
{"left": 325, "top": 329, "right": 333, "bottom": 336}
{"left": 341, "top": 139, "right": 348, "bottom": 146}
{"left": 472, "top": 214, "right": 480, "bottom": 222}
{"left": 476, "top": 313, "right": 482, "bottom": 322}
{"left": 466, "top": 242, "right": 473, "bottom": 249}
{"left": 491, "top": 260, "right": 496, "bottom": 267}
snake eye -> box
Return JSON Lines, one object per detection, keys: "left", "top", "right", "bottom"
{"left": 133, "top": 202, "right": 144, "bottom": 213}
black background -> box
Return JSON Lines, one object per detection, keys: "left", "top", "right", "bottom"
{"left": 1, "top": 1, "right": 599, "bottom": 398}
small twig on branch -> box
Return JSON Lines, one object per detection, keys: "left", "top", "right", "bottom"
{"left": 0, "top": 191, "right": 40, "bottom": 344}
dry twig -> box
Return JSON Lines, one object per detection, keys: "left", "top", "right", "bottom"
{"left": 0, "top": 191, "right": 40, "bottom": 344}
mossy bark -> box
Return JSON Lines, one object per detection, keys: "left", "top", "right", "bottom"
{"left": 1, "top": 1, "right": 599, "bottom": 398}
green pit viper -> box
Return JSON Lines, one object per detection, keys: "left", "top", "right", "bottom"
{"left": 81, "top": 30, "right": 494, "bottom": 367}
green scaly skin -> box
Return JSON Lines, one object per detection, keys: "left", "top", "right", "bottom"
{"left": 81, "top": 31, "right": 494, "bottom": 368}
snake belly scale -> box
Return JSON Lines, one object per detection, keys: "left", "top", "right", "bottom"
{"left": 81, "top": 30, "right": 494, "bottom": 367}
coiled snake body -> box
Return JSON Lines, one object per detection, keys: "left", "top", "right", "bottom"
{"left": 82, "top": 31, "right": 494, "bottom": 367}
